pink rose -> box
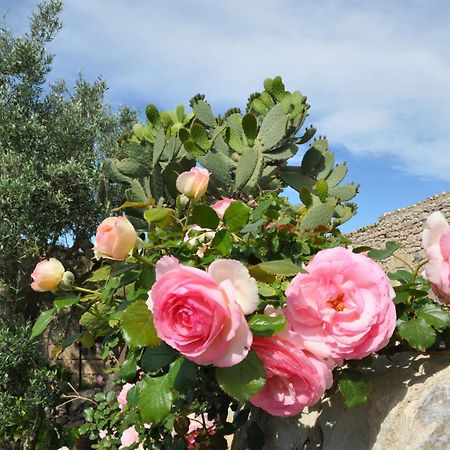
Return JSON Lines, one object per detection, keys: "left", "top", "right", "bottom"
{"left": 422, "top": 211, "right": 450, "bottom": 303}
{"left": 176, "top": 167, "right": 209, "bottom": 199}
{"left": 94, "top": 216, "right": 137, "bottom": 261}
{"left": 250, "top": 330, "right": 334, "bottom": 416}
{"left": 212, "top": 198, "right": 235, "bottom": 219}
{"left": 31, "top": 258, "right": 65, "bottom": 292}
{"left": 149, "top": 256, "right": 259, "bottom": 367}
{"left": 117, "top": 382, "right": 134, "bottom": 410}
{"left": 99, "top": 429, "right": 108, "bottom": 439}
{"left": 120, "top": 426, "right": 139, "bottom": 448}
{"left": 286, "top": 247, "right": 396, "bottom": 361}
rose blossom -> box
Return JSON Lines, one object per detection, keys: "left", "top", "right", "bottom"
{"left": 250, "top": 330, "right": 334, "bottom": 416}
{"left": 149, "top": 256, "right": 259, "bottom": 367}
{"left": 286, "top": 247, "right": 396, "bottom": 361}
{"left": 93, "top": 216, "right": 137, "bottom": 261}
{"left": 117, "top": 382, "right": 134, "bottom": 410}
{"left": 422, "top": 211, "right": 450, "bottom": 303}
{"left": 119, "top": 426, "right": 140, "bottom": 448}
{"left": 186, "top": 416, "right": 215, "bottom": 449}
{"left": 176, "top": 167, "right": 209, "bottom": 199}
{"left": 31, "top": 258, "right": 65, "bottom": 292}
{"left": 212, "top": 198, "right": 235, "bottom": 219}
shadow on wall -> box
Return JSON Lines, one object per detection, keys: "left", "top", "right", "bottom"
{"left": 232, "top": 352, "right": 450, "bottom": 450}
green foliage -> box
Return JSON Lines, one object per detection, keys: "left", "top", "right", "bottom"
{"left": 215, "top": 351, "right": 266, "bottom": 403}
{"left": 0, "top": 313, "right": 62, "bottom": 449}
{"left": 338, "top": 369, "right": 373, "bottom": 408}
{"left": 0, "top": 0, "right": 137, "bottom": 310}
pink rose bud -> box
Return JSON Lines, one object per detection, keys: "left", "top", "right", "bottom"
{"left": 31, "top": 258, "right": 65, "bottom": 292}
{"left": 286, "top": 247, "right": 396, "bottom": 361}
{"left": 94, "top": 216, "right": 137, "bottom": 261}
{"left": 150, "top": 256, "right": 259, "bottom": 367}
{"left": 422, "top": 211, "right": 450, "bottom": 303}
{"left": 176, "top": 167, "right": 209, "bottom": 199}
{"left": 119, "top": 426, "right": 140, "bottom": 448}
{"left": 250, "top": 330, "right": 334, "bottom": 416}
{"left": 212, "top": 198, "right": 235, "bottom": 219}
{"left": 117, "top": 382, "right": 134, "bottom": 410}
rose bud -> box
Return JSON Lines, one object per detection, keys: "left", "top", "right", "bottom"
{"left": 31, "top": 258, "right": 65, "bottom": 292}
{"left": 59, "top": 271, "right": 75, "bottom": 291}
{"left": 176, "top": 167, "right": 209, "bottom": 199}
{"left": 93, "top": 216, "right": 137, "bottom": 261}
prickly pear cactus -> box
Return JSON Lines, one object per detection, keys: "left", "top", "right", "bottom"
{"left": 102, "top": 76, "right": 358, "bottom": 230}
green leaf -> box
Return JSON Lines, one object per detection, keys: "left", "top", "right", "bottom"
{"left": 120, "top": 354, "right": 138, "bottom": 381}
{"left": 126, "top": 381, "right": 144, "bottom": 407}
{"left": 122, "top": 300, "right": 160, "bottom": 348}
{"left": 338, "top": 369, "right": 373, "bottom": 408}
{"left": 139, "top": 374, "right": 173, "bottom": 423}
{"left": 248, "top": 313, "right": 287, "bottom": 336}
{"left": 192, "top": 100, "right": 216, "bottom": 127}
{"left": 190, "top": 123, "right": 210, "bottom": 151}
{"left": 192, "top": 204, "right": 219, "bottom": 229}
{"left": 397, "top": 318, "right": 436, "bottom": 351}
{"left": 258, "top": 103, "right": 287, "bottom": 150}
{"left": 416, "top": 304, "right": 450, "bottom": 330}
{"left": 144, "top": 207, "right": 171, "bottom": 224}
{"left": 167, "top": 357, "right": 198, "bottom": 392}
{"left": 223, "top": 201, "right": 250, "bottom": 232}
{"left": 31, "top": 308, "right": 56, "bottom": 338}
{"left": 368, "top": 241, "right": 401, "bottom": 260}
{"left": 215, "top": 350, "right": 266, "bottom": 403}
{"left": 86, "top": 265, "right": 111, "bottom": 282}
{"left": 242, "top": 114, "right": 258, "bottom": 145}
{"left": 141, "top": 342, "right": 178, "bottom": 372}
{"left": 110, "top": 263, "right": 137, "bottom": 277}
{"left": 54, "top": 294, "right": 79, "bottom": 311}
{"left": 257, "top": 259, "right": 304, "bottom": 276}
{"left": 211, "top": 229, "right": 233, "bottom": 256}
{"left": 62, "top": 332, "right": 82, "bottom": 348}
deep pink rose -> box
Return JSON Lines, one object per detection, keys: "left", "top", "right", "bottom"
{"left": 117, "top": 382, "right": 134, "bottom": 410}
{"left": 286, "top": 247, "right": 396, "bottom": 361}
{"left": 250, "top": 330, "right": 334, "bottom": 416}
{"left": 149, "top": 256, "right": 259, "bottom": 367}
{"left": 94, "top": 216, "right": 137, "bottom": 261}
{"left": 120, "top": 426, "right": 140, "bottom": 448}
{"left": 422, "top": 211, "right": 450, "bottom": 303}
{"left": 212, "top": 198, "right": 235, "bottom": 219}
{"left": 176, "top": 167, "right": 209, "bottom": 199}
{"left": 31, "top": 258, "right": 65, "bottom": 292}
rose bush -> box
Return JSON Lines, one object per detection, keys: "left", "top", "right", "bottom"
{"left": 28, "top": 77, "right": 449, "bottom": 449}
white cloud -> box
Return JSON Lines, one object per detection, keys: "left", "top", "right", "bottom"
{"left": 40, "top": 0, "right": 450, "bottom": 181}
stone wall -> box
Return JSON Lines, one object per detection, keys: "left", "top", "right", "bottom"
{"left": 347, "top": 190, "right": 450, "bottom": 270}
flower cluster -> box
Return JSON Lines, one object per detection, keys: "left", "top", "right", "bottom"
{"left": 31, "top": 166, "right": 450, "bottom": 449}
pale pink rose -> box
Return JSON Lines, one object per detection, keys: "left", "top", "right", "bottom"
{"left": 99, "top": 429, "right": 108, "bottom": 439}
{"left": 31, "top": 258, "right": 65, "bottom": 292}
{"left": 422, "top": 211, "right": 450, "bottom": 303}
{"left": 250, "top": 330, "right": 334, "bottom": 416}
{"left": 57, "top": 447, "right": 70, "bottom": 450}
{"left": 150, "top": 256, "right": 259, "bottom": 367}
{"left": 286, "top": 247, "right": 396, "bottom": 361}
{"left": 176, "top": 167, "right": 209, "bottom": 199}
{"left": 120, "top": 426, "right": 139, "bottom": 448}
{"left": 94, "top": 216, "right": 137, "bottom": 261}
{"left": 117, "top": 382, "right": 134, "bottom": 410}
{"left": 212, "top": 198, "right": 235, "bottom": 219}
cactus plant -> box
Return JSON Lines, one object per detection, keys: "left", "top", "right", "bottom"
{"left": 101, "top": 76, "right": 358, "bottom": 229}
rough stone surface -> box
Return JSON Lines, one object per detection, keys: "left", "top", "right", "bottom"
{"left": 232, "top": 353, "right": 450, "bottom": 450}
{"left": 347, "top": 190, "right": 450, "bottom": 270}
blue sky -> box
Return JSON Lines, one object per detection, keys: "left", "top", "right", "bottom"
{"left": 3, "top": 0, "right": 450, "bottom": 232}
